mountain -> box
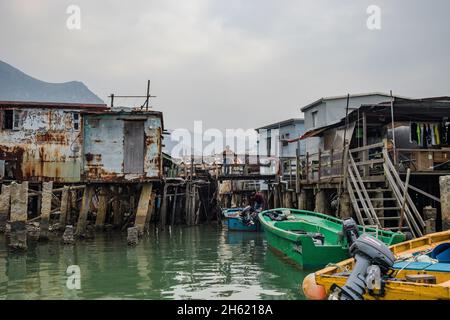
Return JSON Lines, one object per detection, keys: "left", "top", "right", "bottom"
{"left": 0, "top": 60, "right": 104, "bottom": 104}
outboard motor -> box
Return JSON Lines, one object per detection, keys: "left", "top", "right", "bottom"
{"left": 342, "top": 218, "right": 359, "bottom": 247}
{"left": 329, "top": 234, "right": 395, "bottom": 300}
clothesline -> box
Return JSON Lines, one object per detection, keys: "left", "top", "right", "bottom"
{"left": 410, "top": 121, "right": 450, "bottom": 148}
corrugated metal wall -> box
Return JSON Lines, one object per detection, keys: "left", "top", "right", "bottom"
{"left": 0, "top": 109, "right": 82, "bottom": 182}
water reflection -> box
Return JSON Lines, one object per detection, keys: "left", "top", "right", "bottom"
{"left": 0, "top": 226, "right": 306, "bottom": 300}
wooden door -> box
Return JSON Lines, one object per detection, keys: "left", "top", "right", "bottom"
{"left": 124, "top": 121, "right": 145, "bottom": 173}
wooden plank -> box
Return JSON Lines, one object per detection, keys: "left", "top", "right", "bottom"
{"left": 348, "top": 167, "right": 375, "bottom": 225}
{"left": 408, "top": 184, "right": 441, "bottom": 203}
{"left": 95, "top": 187, "right": 108, "bottom": 228}
{"left": 135, "top": 183, "right": 153, "bottom": 234}
{"left": 349, "top": 142, "right": 384, "bottom": 153}
{"left": 349, "top": 154, "right": 380, "bottom": 225}
{"left": 347, "top": 180, "right": 364, "bottom": 225}
{"left": 0, "top": 185, "right": 11, "bottom": 232}
{"left": 59, "top": 186, "right": 70, "bottom": 230}
{"left": 75, "top": 185, "right": 94, "bottom": 237}
{"left": 124, "top": 120, "right": 145, "bottom": 173}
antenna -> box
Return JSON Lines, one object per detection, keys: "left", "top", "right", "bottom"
{"left": 108, "top": 80, "right": 157, "bottom": 110}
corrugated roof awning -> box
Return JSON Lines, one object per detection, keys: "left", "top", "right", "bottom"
{"left": 299, "top": 124, "right": 336, "bottom": 140}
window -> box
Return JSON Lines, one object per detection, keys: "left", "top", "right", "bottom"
{"left": 312, "top": 111, "right": 318, "bottom": 127}
{"left": 73, "top": 112, "right": 80, "bottom": 130}
{"left": 2, "top": 110, "right": 21, "bottom": 130}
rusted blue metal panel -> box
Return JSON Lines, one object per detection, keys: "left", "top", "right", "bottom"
{"left": 0, "top": 108, "right": 83, "bottom": 182}
{"left": 83, "top": 110, "right": 163, "bottom": 182}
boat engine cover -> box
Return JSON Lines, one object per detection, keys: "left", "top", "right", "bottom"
{"left": 350, "top": 234, "right": 395, "bottom": 269}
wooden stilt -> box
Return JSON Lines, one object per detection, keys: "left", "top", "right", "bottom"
{"left": 159, "top": 184, "right": 169, "bottom": 230}
{"left": 59, "top": 186, "right": 70, "bottom": 231}
{"left": 75, "top": 186, "right": 94, "bottom": 237}
{"left": 112, "top": 186, "right": 122, "bottom": 228}
{"left": 145, "top": 192, "right": 156, "bottom": 232}
{"left": 135, "top": 183, "right": 153, "bottom": 235}
{"left": 0, "top": 185, "right": 11, "bottom": 233}
{"left": 39, "top": 181, "right": 53, "bottom": 240}
{"left": 95, "top": 186, "right": 108, "bottom": 230}
{"left": 171, "top": 187, "right": 178, "bottom": 227}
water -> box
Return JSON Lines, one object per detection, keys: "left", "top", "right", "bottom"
{"left": 0, "top": 226, "right": 309, "bottom": 300}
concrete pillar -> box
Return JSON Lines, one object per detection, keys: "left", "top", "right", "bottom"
{"left": 95, "top": 187, "right": 108, "bottom": 230}
{"left": 39, "top": 181, "right": 53, "bottom": 240}
{"left": 297, "top": 190, "right": 307, "bottom": 210}
{"left": 439, "top": 176, "right": 450, "bottom": 231}
{"left": 0, "top": 185, "right": 11, "bottom": 232}
{"left": 127, "top": 226, "right": 139, "bottom": 246}
{"left": 59, "top": 186, "right": 70, "bottom": 230}
{"left": 135, "top": 183, "right": 153, "bottom": 235}
{"left": 423, "top": 206, "right": 437, "bottom": 234}
{"left": 62, "top": 225, "right": 75, "bottom": 244}
{"left": 284, "top": 191, "right": 293, "bottom": 208}
{"left": 314, "top": 189, "right": 328, "bottom": 214}
{"left": 339, "top": 191, "right": 352, "bottom": 219}
{"left": 75, "top": 186, "right": 94, "bottom": 237}
{"left": 9, "top": 182, "right": 28, "bottom": 250}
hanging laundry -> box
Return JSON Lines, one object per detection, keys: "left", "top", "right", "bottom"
{"left": 421, "top": 123, "right": 425, "bottom": 147}
{"left": 425, "top": 124, "right": 433, "bottom": 147}
{"left": 417, "top": 123, "right": 422, "bottom": 146}
{"left": 410, "top": 122, "right": 418, "bottom": 144}
{"left": 434, "top": 124, "right": 440, "bottom": 145}
{"left": 431, "top": 124, "right": 436, "bottom": 146}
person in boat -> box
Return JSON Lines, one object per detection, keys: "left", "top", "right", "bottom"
{"left": 250, "top": 192, "right": 265, "bottom": 212}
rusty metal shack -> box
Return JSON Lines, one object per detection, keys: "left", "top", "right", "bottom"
{"left": 0, "top": 101, "right": 164, "bottom": 183}
{"left": 0, "top": 100, "right": 168, "bottom": 248}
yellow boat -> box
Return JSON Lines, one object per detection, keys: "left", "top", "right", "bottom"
{"left": 304, "top": 230, "right": 450, "bottom": 300}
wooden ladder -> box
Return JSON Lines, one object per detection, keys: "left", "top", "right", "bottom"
{"left": 346, "top": 146, "right": 425, "bottom": 238}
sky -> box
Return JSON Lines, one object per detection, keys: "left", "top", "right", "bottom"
{"left": 1, "top": 0, "right": 450, "bottom": 132}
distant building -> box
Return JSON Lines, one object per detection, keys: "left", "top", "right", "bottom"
{"left": 256, "top": 118, "right": 305, "bottom": 158}
{"left": 300, "top": 93, "right": 406, "bottom": 154}
{"left": 0, "top": 101, "right": 164, "bottom": 183}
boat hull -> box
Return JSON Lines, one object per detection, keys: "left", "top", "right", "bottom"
{"left": 264, "top": 227, "right": 349, "bottom": 269}
{"left": 259, "top": 208, "right": 405, "bottom": 270}
{"left": 227, "top": 216, "right": 260, "bottom": 232}
{"left": 313, "top": 230, "right": 450, "bottom": 300}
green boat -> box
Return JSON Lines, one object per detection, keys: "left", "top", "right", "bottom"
{"left": 259, "top": 208, "right": 406, "bottom": 270}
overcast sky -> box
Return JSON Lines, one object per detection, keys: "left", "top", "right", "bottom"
{"left": 1, "top": 0, "right": 449, "bottom": 131}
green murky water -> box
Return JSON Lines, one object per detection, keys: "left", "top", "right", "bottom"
{"left": 0, "top": 226, "right": 308, "bottom": 300}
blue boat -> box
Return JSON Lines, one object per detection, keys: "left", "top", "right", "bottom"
{"left": 226, "top": 216, "right": 261, "bottom": 232}
{"left": 222, "top": 208, "right": 243, "bottom": 220}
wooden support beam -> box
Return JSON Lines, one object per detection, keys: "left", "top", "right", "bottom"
{"left": 59, "top": 186, "right": 70, "bottom": 230}
{"left": 145, "top": 192, "right": 156, "bottom": 231}
{"left": 39, "top": 181, "right": 53, "bottom": 240}
{"left": 159, "top": 183, "right": 169, "bottom": 230}
{"left": 135, "top": 183, "right": 153, "bottom": 235}
{"left": 0, "top": 185, "right": 11, "bottom": 232}
{"left": 171, "top": 186, "right": 178, "bottom": 227}
{"left": 112, "top": 186, "right": 122, "bottom": 228}
{"left": 75, "top": 185, "right": 94, "bottom": 237}
{"left": 95, "top": 187, "right": 108, "bottom": 229}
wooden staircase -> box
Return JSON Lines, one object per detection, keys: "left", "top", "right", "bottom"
{"left": 346, "top": 144, "right": 425, "bottom": 238}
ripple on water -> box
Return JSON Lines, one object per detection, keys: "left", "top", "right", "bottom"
{"left": 0, "top": 226, "right": 307, "bottom": 300}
